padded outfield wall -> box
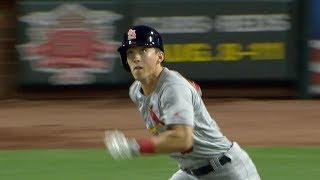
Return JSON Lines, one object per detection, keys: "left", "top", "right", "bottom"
{"left": 15, "top": 1, "right": 300, "bottom": 87}
{"left": 1, "top": 0, "right": 316, "bottom": 98}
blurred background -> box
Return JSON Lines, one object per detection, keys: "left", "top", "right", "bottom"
{"left": 0, "top": 0, "right": 318, "bottom": 100}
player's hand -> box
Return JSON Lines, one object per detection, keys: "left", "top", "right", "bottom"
{"left": 104, "top": 130, "right": 140, "bottom": 160}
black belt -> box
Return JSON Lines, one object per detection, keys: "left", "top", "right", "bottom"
{"left": 182, "top": 155, "right": 231, "bottom": 176}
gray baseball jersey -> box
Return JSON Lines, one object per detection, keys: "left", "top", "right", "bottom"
{"left": 129, "top": 67, "right": 232, "bottom": 168}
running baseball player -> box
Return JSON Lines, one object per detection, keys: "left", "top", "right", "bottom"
{"left": 104, "top": 25, "right": 261, "bottom": 180}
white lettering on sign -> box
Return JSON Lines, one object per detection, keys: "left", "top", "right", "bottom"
{"left": 213, "top": 14, "right": 291, "bottom": 32}
{"left": 134, "top": 16, "right": 213, "bottom": 34}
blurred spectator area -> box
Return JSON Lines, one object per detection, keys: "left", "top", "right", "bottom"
{"left": 0, "top": 1, "right": 16, "bottom": 98}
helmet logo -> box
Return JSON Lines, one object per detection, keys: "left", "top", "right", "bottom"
{"left": 127, "top": 29, "right": 136, "bottom": 40}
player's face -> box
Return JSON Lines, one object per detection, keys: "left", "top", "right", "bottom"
{"left": 126, "top": 46, "right": 163, "bottom": 81}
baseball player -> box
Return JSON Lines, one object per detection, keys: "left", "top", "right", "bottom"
{"left": 104, "top": 25, "right": 261, "bottom": 180}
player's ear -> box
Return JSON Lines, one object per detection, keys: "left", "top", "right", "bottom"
{"left": 157, "top": 50, "right": 164, "bottom": 64}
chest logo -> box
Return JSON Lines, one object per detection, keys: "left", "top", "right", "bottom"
{"left": 146, "top": 105, "right": 165, "bottom": 135}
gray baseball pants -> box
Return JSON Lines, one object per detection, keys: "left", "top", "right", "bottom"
{"left": 169, "top": 142, "right": 261, "bottom": 180}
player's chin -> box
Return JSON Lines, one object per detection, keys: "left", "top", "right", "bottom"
{"left": 131, "top": 72, "right": 144, "bottom": 81}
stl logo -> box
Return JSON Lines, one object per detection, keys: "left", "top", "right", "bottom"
{"left": 127, "top": 29, "right": 136, "bottom": 40}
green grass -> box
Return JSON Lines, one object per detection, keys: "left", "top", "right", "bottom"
{"left": 247, "top": 147, "right": 320, "bottom": 180}
{"left": 0, "top": 147, "right": 319, "bottom": 180}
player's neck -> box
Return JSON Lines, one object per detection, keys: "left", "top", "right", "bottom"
{"left": 140, "top": 66, "right": 164, "bottom": 96}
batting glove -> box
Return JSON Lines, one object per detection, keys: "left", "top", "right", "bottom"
{"left": 104, "top": 130, "right": 140, "bottom": 160}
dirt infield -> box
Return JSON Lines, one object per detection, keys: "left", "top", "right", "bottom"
{"left": 0, "top": 98, "right": 319, "bottom": 149}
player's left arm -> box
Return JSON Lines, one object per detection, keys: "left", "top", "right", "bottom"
{"left": 150, "top": 124, "right": 193, "bottom": 153}
{"left": 151, "top": 83, "right": 195, "bottom": 153}
{"left": 104, "top": 124, "right": 193, "bottom": 160}
{"left": 105, "top": 84, "right": 194, "bottom": 160}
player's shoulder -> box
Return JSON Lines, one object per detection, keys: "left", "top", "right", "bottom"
{"left": 162, "top": 69, "right": 190, "bottom": 88}
{"left": 161, "top": 68, "right": 202, "bottom": 97}
{"left": 129, "top": 80, "right": 140, "bottom": 92}
{"left": 159, "top": 69, "right": 190, "bottom": 94}
{"left": 129, "top": 80, "right": 142, "bottom": 103}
